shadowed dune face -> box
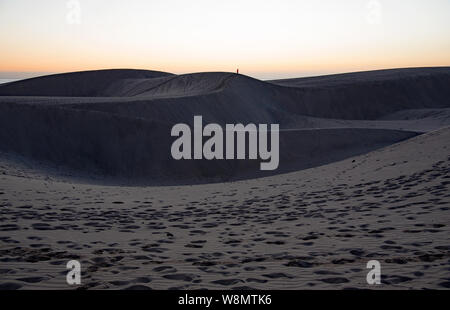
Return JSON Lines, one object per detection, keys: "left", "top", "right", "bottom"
{"left": 111, "top": 72, "right": 239, "bottom": 98}
{"left": 0, "top": 68, "right": 449, "bottom": 184}
{"left": 0, "top": 102, "right": 417, "bottom": 182}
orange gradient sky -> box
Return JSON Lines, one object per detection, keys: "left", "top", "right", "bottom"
{"left": 1, "top": 0, "right": 450, "bottom": 79}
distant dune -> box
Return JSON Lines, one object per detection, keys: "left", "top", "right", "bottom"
{"left": 0, "top": 69, "right": 173, "bottom": 97}
{"left": 0, "top": 67, "right": 449, "bottom": 184}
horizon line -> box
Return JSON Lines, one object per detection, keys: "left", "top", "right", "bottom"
{"left": 1, "top": 65, "right": 450, "bottom": 81}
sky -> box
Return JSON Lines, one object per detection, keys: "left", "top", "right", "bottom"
{"left": 1, "top": 0, "right": 450, "bottom": 80}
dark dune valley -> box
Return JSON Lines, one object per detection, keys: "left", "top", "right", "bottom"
{"left": 0, "top": 67, "right": 449, "bottom": 290}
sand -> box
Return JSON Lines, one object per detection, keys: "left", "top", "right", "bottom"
{"left": 0, "top": 68, "right": 449, "bottom": 289}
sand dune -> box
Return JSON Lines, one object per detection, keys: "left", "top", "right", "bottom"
{"left": 270, "top": 67, "right": 450, "bottom": 119}
{"left": 0, "top": 125, "right": 448, "bottom": 290}
{"left": 0, "top": 67, "right": 449, "bottom": 290}
{"left": 0, "top": 69, "right": 173, "bottom": 97}
{"left": 269, "top": 67, "right": 450, "bottom": 87}
{"left": 0, "top": 68, "right": 449, "bottom": 183}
